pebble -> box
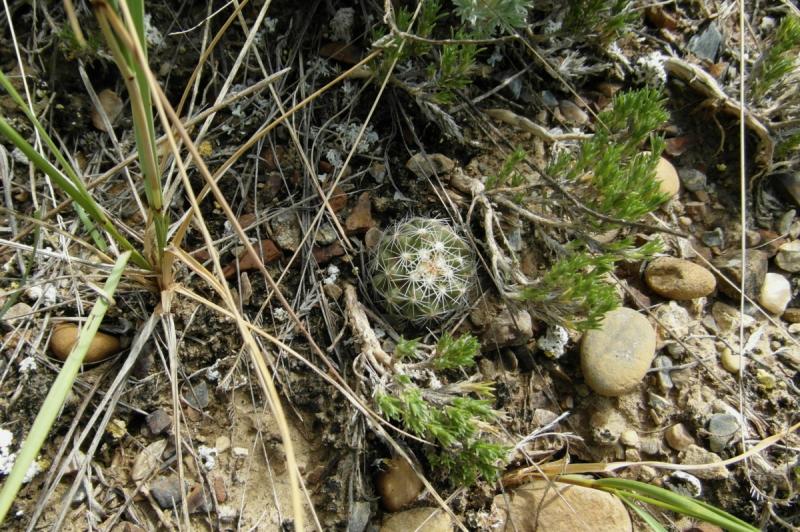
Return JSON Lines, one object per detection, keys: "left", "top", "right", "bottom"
{"left": 678, "top": 168, "right": 707, "bottom": 191}
{"left": 759, "top": 273, "right": 792, "bottom": 314}
{"left": 474, "top": 307, "right": 533, "bottom": 349}
{"left": 146, "top": 409, "right": 171, "bottom": 436}
{"left": 345, "top": 192, "right": 375, "bottom": 234}
{"left": 149, "top": 476, "right": 185, "bottom": 509}
{"left": 536, "top": 325, "right": 569, "bottom": 358}
{"left": 91, "top": 89, "right": 124, "bottom": 132}
{"left": 653, "top": 301, "right": 691, "bottom": 342}
{"left": 644, "top": 257, "right": 716, "bottom": 300}
{"left": 348, "top": 501, "right": 371, "bottom": 532}
{"left": 688, "top": 23, "right": 722, "bottom": 62}
{"left": 49, "top": 323, "right": 121, "bottom": 363}
{"left": 492, "top": 480, "right": 631, "bottom": 532}
{"left": 665, "top": 423, "right": 694, "bottom": 451}
{"left": 719, "top": 347, "right": 742, "bottom": 374}
{"left": 581, "top": 307, "right": 657, "bottom": 396}
{"left": 183, "top": 381, "right": 209, "bottom": 410}
{"left": 620, "top": 430, "right": 640, "bottom": 448}
{"left": 405, "top": 153, "right": 455, "bottom": 179}
{"left": 269, "top": 212, "right": 302, "bottom": 251}
{"left": 756, "top": 368, "right": 777, "bottom": 389}
{"left": 590, "top": 406, "right": 627, "bottom": 445}
{"left": 711, "top": 249, "right": 768, "bottom": 299}
{"left": 653, "top": 355, "right": 674, "bottom": 392}
{"left": 131, "top": 439, "right": 168, "bottom": 482}
{"left": 783, "top": 308, "right": 800, "bottom": 323}
{"left": 380, "top": 507, "right": 451, "bottom": 532}
{"left": 701, "top": 228, "right": 725, "bottom": 248}
{"left": 655, "top": 157, "right": 680, "bottom": 198}
{"left": 2, "top": 302, "right": 32, "bottom": 323}
{"left": 775, "top": 240, "right": 800, "bottom": 272}
{"left": 559, "top": 100, "right": 589, "bottom": 125}
{"left": 707, "top": 413, "right": 739, "bottom": 453}
{"left": 376, "top": 458, "right": 423, "bottom": 512}
{"left": 314, "top": 223, "right": 337, "bottom": 246}
{"left": 679, "top": 445, "right": 729, "bottom": 479}
{"left": 711, "top": 302, "right": 754, "bottom": 333}
{"left": 664, "top": 471, "right": 702, "bottom": 498}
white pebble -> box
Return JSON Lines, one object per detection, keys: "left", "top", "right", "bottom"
{"left": 759, "top": 273, "right": 791, "bottom": 314}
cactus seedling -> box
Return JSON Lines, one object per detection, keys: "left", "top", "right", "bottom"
{"left": 369, "top": 217, "right": 476, "bottom": 325}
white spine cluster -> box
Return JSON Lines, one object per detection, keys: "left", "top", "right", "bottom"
{"left": 369, "top": 218, "right": 476, "bottom": 325}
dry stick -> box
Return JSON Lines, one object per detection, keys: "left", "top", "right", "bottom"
{"left": 343, "top": 284, "right": 392, "bottom": 376}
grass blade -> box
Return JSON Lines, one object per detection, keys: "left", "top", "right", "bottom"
{"left": 0, "top": 251, "right": 131, "bottom": 523}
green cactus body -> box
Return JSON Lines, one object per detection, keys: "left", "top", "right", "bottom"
{"left": 369, "top": 217, "right": 476, "bottom": 325}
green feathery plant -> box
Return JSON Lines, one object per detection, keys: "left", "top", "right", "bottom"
{"left": 561, "top": 0, "right": 637, "bottom": 43}
{"left": 514, "top": 88, "right": 667, "bottom": 329}
{"left": 452, "top": 0, "right": 532, "bottom": 37}
{"left": 375, "top": 333, "right": 507, "bottom": 486}
{"left": 750, "top": 14, "right": 800, "bottom": 101}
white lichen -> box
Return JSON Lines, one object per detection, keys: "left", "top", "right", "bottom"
{"left": 329, "top": 8, "right": 355, "bottom": 41}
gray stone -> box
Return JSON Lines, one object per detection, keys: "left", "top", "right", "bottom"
{"left": 759, "top": 273, "right": 792, "bottom": 314}
{"left": 492, "top": 480, "right": 632, "bottom": 532}
{"left": 701, "top": 228, "right": 725, "bottom": 248}
{"left": 479, "top": 308, "right": 533, "bottom": 349}
{"left": 183, "top": 381, "right": 209, "bottom": 410}
{"left": 707, "top": 413, "right": 739, "bottom": 453}
{"left": 711, "top": 249, "right": 768, "bottom": 299}
{"left": 664, "top": 471, "right": 702, "bottom": 497}
{"left": 689, "top": 24, "right": 723, "bottom": 62}
{"left": 150, "top": 476, "right": 185, "bottom": 509}
{"left": 2, "top": 302, "right": 32, "bottom": 323}
{"left": 380, "top": 507, "right": 451, "bottom": 532}
{"left": 269, "top": 211, "right": 302, "bottom": 251}
{"left": 775, "top": 240, "right": 800, "bottom": 272}
{"left": 581, "top": 307, "right": 657, "bottom": 397}
{"left": 645, "top": 257, "right": 716, "bottom": 300}
{"left": 146, "top": 409, "right": 171, "bottom": 436}
{"left": 678, "top": 168, "right": 707, "bottom": 192}
{"left": 653, "top": 355, "right": 674, "bottom": 392}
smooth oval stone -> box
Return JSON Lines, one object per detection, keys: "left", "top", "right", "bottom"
{"left": 581, "top": 307, "right": 657, "bottom": 397}
{"left": 645, "top": 257, "right": 716, "bottom": 300}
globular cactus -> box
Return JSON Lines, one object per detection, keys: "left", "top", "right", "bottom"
{"left": 369, "top": 217, "right": 477, "bottom": 325}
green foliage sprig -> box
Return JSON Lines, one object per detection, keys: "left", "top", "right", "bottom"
{"left": 751, "top": 14, "right": 800, "bottom": 101}
{"left": 452, "top": 0, "right": 532, "bottom": 37}
{"left": 376, "top": 333, "right": 507, "bottom": 486}
{"left": 562, "top": 0, "right": 637, "bottom": 43}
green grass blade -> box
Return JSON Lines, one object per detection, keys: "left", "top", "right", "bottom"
{"left": 0, "top": 115, "right": 149, "bottom": 269}
{"left": 618, "top": 494, "right": 668, "bottom": 532}
{"left": 0, "top": 251, "right": 131, "bottom": 524}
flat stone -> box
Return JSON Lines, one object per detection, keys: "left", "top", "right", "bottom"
{"left": 678, "top": 168, "right": 707, "bottom": 192}
{"left": 146, "top": 409, "right": 171, "bottom": 436}
{"left": 475, "top": 307, "right": 533, "bottom": 349}
{"left": 688, "top": 23, "right": 723, "bottom": 62}
{"left": 581, "top": 307, "right": 657, "bottom": 397}
{"left": 775, "top": 240, "right": 800, "bottom": 272}
{"left": 559, "top": 100, "right": 589, "bottom": 125}
{"left": 759, "top": 273, "right": 792, "bottom": 314}
{"left": 270, "top": 211, "right": 302, "bottom": 251}
{"left": 711, "top": 249, "right": 768, "bottom": 299}
{"left": 183, "top": 381, "right": 209, "bottom": 410}
{"left": 644, "top": 257, "right": 716, "bottom": 300}
{"left": 2, "top": 302, "right": 32, "bottom": 323}
{"left": 345, "top": 192, "right": 375, "bottom": 234}
{"left": 707, "top": 413, "right": 739, "bottom": 453}
{"left": 679, "top": 445, "right": 729, "bottom": 480}
{"left": 591, "top": 406, "right": 627, "bottom": 445}
{"left": 380, "top": 507, "right": 451, "bottom": 532}
{"left": 492, "top": 480, "right": 632, "bottom": 532}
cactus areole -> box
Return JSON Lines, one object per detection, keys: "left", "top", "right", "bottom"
{"left": 369, "top": 217, "right": 477, "bottom": 325}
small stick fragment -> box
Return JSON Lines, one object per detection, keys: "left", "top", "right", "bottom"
{"left": 344, "top": 284, "right": 392, "bottom": 374}
{"left": 486, "top": 108, "right": 591, "bottom": 142}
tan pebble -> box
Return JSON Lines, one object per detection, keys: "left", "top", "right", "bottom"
{"left": 644, "top": 256, "right": 716, "bottom": 300}
{"left": 620, "top": 430, "right": 640, "bottom": 448}
{"left": 91, "top": 89, "right": 124, "bottom": 132}
{"left": 719, "top": 347, "right": 742, "bottom": 374}
{"left": 655, "top": 157, "right": 680, "bottom": 198}
{"left": 49, "top": 323, "right": 121, "bottom": 363}
{"left": 678, "top": 216, "right": 692, "bottom": 227}
{"left": 376, "top": 458, "right": 423, "bottom": 512}
{"left": 783, "top": 307, "right": 800, "bottom": 323}
{"left": 664, "top": 423, "right": 694, "bottom": 451}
